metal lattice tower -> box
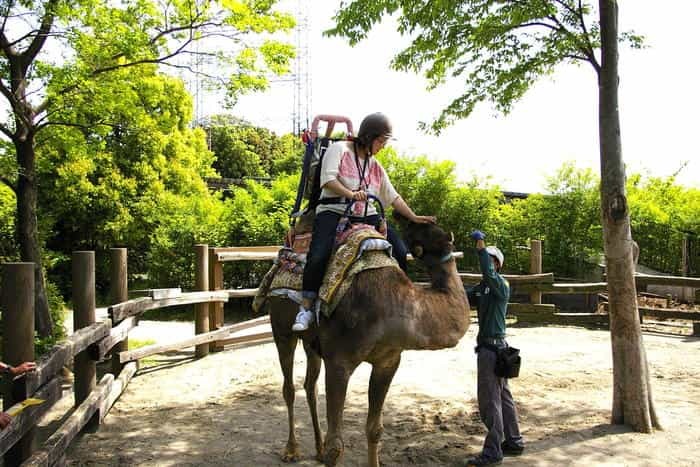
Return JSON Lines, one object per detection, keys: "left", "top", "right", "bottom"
{"left": 292, "top": 0, "right": 311, "bottom": 135}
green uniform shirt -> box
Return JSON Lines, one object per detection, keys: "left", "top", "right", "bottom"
{"left": 472, "top": 248, "right": 510, "bottom": 339}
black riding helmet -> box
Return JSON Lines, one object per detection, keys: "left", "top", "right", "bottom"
{"left": 355, "top": 112, "right": 393, "bottom": 149}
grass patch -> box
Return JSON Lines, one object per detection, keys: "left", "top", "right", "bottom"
{"left": 128, "top": 338, "right": 159, "bottom": 367}
{"left": 128, "top": 338, "right": 156, "bottom": 350}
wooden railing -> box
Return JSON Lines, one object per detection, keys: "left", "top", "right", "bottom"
{"left": 3, "top": 241, "right": 697, "bottom": 465}
{"left": 0, "top": 247, "right": 271, "bottom": 466}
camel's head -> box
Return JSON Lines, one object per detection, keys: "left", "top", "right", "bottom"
{"left": 393, "top": 212, "right": 454, "bottom": 265}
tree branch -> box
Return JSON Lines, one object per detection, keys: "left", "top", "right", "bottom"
{"left": 22, "top": 0, "right": 57, "bottom": 66}
{"left": 0, "top": 121, "right": 15, "bottom": 139}
{"left": 576, "top": 0, "right": 600, "bottom": 71}
{"left": 0, "top": 176, "right": 16, "bottom": 193}
{"left": 34, "top": 119, "right": 122, "bottom": 134}
{"left": 546, "top": 13, "right": 599, "bottom": 72}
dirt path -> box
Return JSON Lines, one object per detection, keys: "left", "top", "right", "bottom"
{"left": 62, "top": 323, "right": 700, "bottom": 466}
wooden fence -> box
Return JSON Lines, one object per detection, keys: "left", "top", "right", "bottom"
{"left": 3, "top": 240, "right": 698, "bottom": 465}
{"left": 0, "top": 246, "right": 272, "bottom": 466}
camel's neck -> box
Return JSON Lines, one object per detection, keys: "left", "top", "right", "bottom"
{"left": 406, "top": 259, "right": 470, "bottom": 350}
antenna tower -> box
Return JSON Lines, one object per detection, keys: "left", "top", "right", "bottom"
{"left": 292, "top": 0, "right": 311, "bottom": 135}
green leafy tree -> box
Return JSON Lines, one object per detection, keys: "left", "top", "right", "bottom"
{"left": 0, "top": 0, "right": 294, "bottom": 336}
{"left": 0, "top": 185, "right": 16, "bottom": 263}
{"left": 537, "top": 163, "right": 602, "bottom": 277}
{"left": 627, "top": 173, "right": 700, "bottom": 275}
{"left": 205, "top": 115, "right": 303, "bottom": 179}
{"left": 221, "top": 174, "right": 297, "bottom": 287}
{"left": 37, "top": 66, "right": 220, "bottom": 294}
{"left": 329, "top": 0, "right": 657, "bottom": 431}
{"left": 379, "top": 148, "right": 502, "bottom": 271}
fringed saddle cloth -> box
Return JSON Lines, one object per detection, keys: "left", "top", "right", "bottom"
{"left": 253, "top": 221, "right": 399, "bottom": 317}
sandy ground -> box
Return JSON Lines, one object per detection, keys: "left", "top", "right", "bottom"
{"left": 55, "top": 319, "right": 700, "bottom": 467}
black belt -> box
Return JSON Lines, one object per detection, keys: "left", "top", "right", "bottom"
{"left": 318, "top": 197, "right": 351, "bottom": 205}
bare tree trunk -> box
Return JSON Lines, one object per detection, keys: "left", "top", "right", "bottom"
{"left": 598, "top": 0, "right": 659, "bottom": 432}
{"left": 16, "top": 137, "right": 53, "bottom": 336}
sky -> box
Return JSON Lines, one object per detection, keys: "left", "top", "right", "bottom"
{"left": 207, "top": 0, "right": 700, "bottom": 194}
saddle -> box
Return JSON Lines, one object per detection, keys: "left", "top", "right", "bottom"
{"left": 253, "top": 212, "right": 398, "bottom": 317}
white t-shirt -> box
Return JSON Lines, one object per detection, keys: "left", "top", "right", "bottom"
{"left": 317, "top": 141, "right": 399, "bottom": 216}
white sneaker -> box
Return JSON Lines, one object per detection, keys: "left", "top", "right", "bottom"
{"left": 292, "top": 307, "right": 314, "bottom": 331}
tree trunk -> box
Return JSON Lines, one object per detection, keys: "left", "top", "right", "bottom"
{"left": 16, "top": 137, "right": 53, "bottom": 336}
{"left": 598, "top": 0, "right": 659, "bottom": 432}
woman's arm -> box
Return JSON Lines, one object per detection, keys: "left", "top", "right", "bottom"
{"left": 391, "top": 196, "right": 436, "bottom": 224}
{"left": 323, "top": 180, "right": 367, "bottom": 201}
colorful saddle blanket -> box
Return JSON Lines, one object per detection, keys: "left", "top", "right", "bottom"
{"left": 253, "top": 226, "right": 399, "bottom": 317}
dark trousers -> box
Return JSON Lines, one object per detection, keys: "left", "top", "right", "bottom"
{"left": 301, "top": 210, "right": 408, "bottom": 296}
{"left": 476, "top": 346, "right": 523, "bottom": 460}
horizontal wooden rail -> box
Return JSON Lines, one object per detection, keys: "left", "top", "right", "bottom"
{"left": 214, "top": 246, "right": 282, "bottom": 262}
{"left": 516, "top": 282, "right": 609, "bottom": 294}
{"left": 119, "top": 325, "right": 237, "bottom": 363}
{"left": 109, "top": 291, "right": 229, "bottom": 322}
{"left": 224, "top": 315, "right": 270, "bottom": 333}
{"left": 460, "top": 272, "right": 554, "bottom": 284}
{"left": 507, "top": 303, "right": 556, "bottom": 314}
{"left": 90, "top": 317, "right": 138, "bottom": 361}
{"left": 26, "top": 320, "right": 111, "bottom": 394}
{"left": 217, "top": 330, "right": 274, "bottom": 347}
{"left": 214, "top": 246, "right": 464, "bottom": 263}
{"left": 0, "top": 377, "right": 62, "bottom": 457}
{"left": 23, "top": 374, "right": 115, "bottom": 467}
{"left": 634, "top": 273, "right": 700, "bottom": 288}
{"left": 226, "top": 288, "right": 259, "bottom": 298}
{"left": 601, "top": 302, "right": 700, "bottom": 321}
{"left": 640, "top": 307, "right": 700, "bottom": 321}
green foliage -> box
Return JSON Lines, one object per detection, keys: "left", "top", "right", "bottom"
{"left": 627, "top": 173, "right": 700, "bottom": 274}
{"left": 205, "top": 115, "right": 303, "bottom": 179}
{"left": 34, "top": 280, "right": 67, "bottom": 356}
{"left": 221, "top": 175, "right": 298, "bottom": 287}
{"left": 36, "top": 66, "right": 226, "bottom": 297}
{"left": 378, "top": 148, "right": 503, "bottom": 271}
{"left": 0, "top": 185, "right": 16, "bottom": 263}
{"left": 327, "top": 0, "right": 644, "bottom": 133}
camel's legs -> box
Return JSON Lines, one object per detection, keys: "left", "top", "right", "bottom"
{"left": 275, "top": 335, "right": 300, "bottom": 462}
{"left": 323, "top": 360, "right": 356, "bottom": 467}
{"left": 302, "top": 341, "right": 324, "bottom": 461}
{"left": 366, "top": 355, "right": 401, "bottom": 467}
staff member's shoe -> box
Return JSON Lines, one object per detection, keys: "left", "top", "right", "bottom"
{"left": 501, "top": 441, "right": 524, "bottom": 456}
{"left": 465, "top": 454, "right": 502, "bottom": 466}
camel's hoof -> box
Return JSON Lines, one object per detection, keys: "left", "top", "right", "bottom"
{"left": 281, "top": 444, "right": 301, "bottom": 463}
{"left": 322, "top": 437, "right": 343, "bottom": 466}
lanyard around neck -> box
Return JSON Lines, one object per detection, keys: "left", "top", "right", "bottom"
{"left": 353, "top": 141, "right": 370, "bottom": 190}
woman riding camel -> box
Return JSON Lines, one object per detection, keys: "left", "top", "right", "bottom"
{"left": 292, "top": 112, "right": 436, "bottom": 331}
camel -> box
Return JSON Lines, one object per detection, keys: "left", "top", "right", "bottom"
{"left": 266, "top": 213, "right": 470, "bottom": 466}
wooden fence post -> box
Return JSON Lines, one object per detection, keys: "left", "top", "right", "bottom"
{"left": 195, "top": 245, "right": 210, "bottom": 358}
{"left": 2, "top": 262, "right": 35, "bottom": 466}
{"left": 110, "top": 248, "right": 128, "bottom": 375}
{"left": 681, "top": 235, "right": 693, "bottom": 303}
{"left": 208, "top": 247, "right": 224, "bottom": 352}
{"left": 529, "top": 239, "right": 543, "bottom": 305}
{"left": 72, "top": 251, "right": 98, "bottom": 430}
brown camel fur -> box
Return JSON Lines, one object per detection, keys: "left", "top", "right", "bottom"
{"left": 267, "top": 215, "right": 470, "bottom": 466}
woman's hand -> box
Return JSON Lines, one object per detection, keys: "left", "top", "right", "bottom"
{"left": 10, "top": 361, "right": 36, "bottom": 377}
{"left": 351, "top": 190, "right": 368, "bottom": 201}
{"left": 412, "top": 215, "right": 436, "bottom": 224}
{"left": 0, "top": 412, "right": 11, "bottom": 429}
